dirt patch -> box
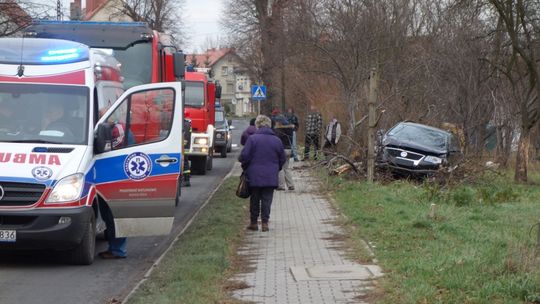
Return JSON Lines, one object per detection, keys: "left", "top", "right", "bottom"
{"left": 223, "top": 280, "right": 251, "bottom": 291}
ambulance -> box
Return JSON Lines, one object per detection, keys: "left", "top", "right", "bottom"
{"left": 0, "top": 37, "right": 185, "bottom": 264}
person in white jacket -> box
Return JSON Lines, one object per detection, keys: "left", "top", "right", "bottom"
{"left": 323, "top": 117, "right": 341, "bottom": 158}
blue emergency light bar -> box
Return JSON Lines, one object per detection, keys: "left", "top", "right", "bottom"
{"left": 0, "top": 38, "right": 89, "bottom": 65}
{"left": 24, "top": 21, "right": 154, "bottom": 50}
{"left": 30, "top": 20, "right": 148, "bottom": 27}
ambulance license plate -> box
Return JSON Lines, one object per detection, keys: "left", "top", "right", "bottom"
{"left": 0, "top": 230, "right": 16, "bottom": 242}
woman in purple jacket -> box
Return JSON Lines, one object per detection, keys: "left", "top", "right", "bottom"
{"left": 240, "top": 115, "right": 286, "bottom": 232}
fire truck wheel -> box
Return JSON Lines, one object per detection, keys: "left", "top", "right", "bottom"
{"left": 192, "top": 157, "right": 207, "bottom": 175}
{"left": 206, "top": 153, "right": 213, "bottom": 171}
{"left": 68, "top": 212, "right": 96, "bottom": 265}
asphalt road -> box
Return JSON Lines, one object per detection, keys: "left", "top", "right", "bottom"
{"left": 0, "top": 119, "right": 249, "bottom": 304}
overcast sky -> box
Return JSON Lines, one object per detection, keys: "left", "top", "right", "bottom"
{"left": 183, "top": 0, "right": 224, "bottom": 53}
{"left": 43, "top": 0, "right": 224, "bottom": 53}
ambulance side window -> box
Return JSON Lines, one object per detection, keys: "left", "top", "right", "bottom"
{"left": 104, "top": 88, "right": 175, "bottom": 150}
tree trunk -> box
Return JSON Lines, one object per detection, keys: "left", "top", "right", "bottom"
{"left": 514, "top": 127, "right": 530, "bottom": 183}
{"left": 496, "top": 125, "right": 509, "bottom": 168}
{"left": 345, "top": 91, "right": 357, "bottom": 155}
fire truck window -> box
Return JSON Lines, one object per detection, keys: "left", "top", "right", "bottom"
{"left": 114, "top": 43, "right": 152, "bottom": 89}
{"left": 185, "top": 82, "right": 204, "bottom": 107}
{"left": 105, "top": 88, "right": 174, "bottom": 150}
{"left": 106, "top": 102, "right": 129, "bottom": 150}
{"left": 98, "top": 85, "right": 123, "bottom": 118}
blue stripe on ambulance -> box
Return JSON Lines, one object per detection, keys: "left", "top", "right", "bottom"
{"left": 88, "top": 153, "right": 181, "bottom": 184}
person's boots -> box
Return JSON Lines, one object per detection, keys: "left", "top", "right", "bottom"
{"left": 247, "top": 222, "right": 258, "bottom": 231}
{"left": 261, "top": 222, "right": 269, "bottom": 232}
{"left": 182, "top": 173, "right": 191, "bottom": 187}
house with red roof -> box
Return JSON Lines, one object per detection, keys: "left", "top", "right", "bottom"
{"left": 187, "top": 48, "right": 253, "bottom": 116}
{"left": 70, "top": 0, "right": 133, "bottom": 22}
{"left": 0, "top": 0, "right": 31, "bottom": 37}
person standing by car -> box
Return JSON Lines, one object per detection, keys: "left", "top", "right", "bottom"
{"left": 240, "top": 115, "right": 286, "bottom": 232}
{"left": 303, "top": 104, "right": 323, "bottom": 160}
{"left": 285, "top": 107, "right": 300, "bottom": 161}
{"left": 241, "top": 118, "right": 257, "bottom": 146}
{"left": 323, "top": 116, "right": 341, "bottom": 158}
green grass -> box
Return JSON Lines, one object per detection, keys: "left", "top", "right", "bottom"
{"left": 128, "top": 178, "right": 248, "bottom": 304}
{"left": 326, "top": 173, "right": 540, "bottom": 304}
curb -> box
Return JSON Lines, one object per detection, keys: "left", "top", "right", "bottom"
{"left": 121, "top": 162, "right": 239, "bottom": 304}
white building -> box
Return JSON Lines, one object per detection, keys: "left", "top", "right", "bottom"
{"left": 187, "top": 48, "right": 254, "bottom": 116}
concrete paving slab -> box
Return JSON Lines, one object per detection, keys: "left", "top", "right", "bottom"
{"left": 290, "top": 265, "right": 382, "bottom": 281}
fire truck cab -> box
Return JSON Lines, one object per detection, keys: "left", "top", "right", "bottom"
{"left": 0, "top": 38, "right": 184, "bottom": 265}
{"left": 184, "top": 71, "right": 219, "bottom": 175}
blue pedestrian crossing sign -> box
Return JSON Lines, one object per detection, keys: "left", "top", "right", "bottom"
{"left": 251, "top": 85, "right": 267, "bottom": 101}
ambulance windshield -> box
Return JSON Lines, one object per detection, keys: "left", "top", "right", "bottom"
{"left": 0, "top": 83, "right": 88, "bottom": 145}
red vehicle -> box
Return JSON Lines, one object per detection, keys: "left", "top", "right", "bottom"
{"left": 183, "top": 71, "right": 220, "bottom": 175}
{"left": 24, "top": 21, "right": 182, "bottom": 88}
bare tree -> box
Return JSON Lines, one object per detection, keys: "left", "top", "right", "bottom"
{"left": 485, "top": 0, "right": 540, "bottom": 182}
{"left": 0, "top": 0, "right": 55, "bottom": 37}
{"left": 110, "top": 0, "right": 187, "bottom": 45}
{"left": 222, "top": 0, "right": 289, "bottom": 114}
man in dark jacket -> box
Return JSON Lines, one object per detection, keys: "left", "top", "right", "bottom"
{"left": 284, "top": 107, "right": 300, "bottom": 161}
{"left": 240, "top": 115, "right": 286, "bottom": 232}
{"left": 241, "top": 118, "right": 257, "bottom": 146}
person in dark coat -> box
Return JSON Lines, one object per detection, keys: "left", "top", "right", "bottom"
{"left": 240, "top": 115, "right": 286, "bottom": 232}
{"left": 241, "top": 118, "right": 257, "bottom": 146}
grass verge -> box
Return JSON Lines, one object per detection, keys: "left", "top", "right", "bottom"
{"left": 323, "top": 172, "right": 540, "bottom": 304}
{"left": 128, "top": 177, "right": 248, "bottom": 304}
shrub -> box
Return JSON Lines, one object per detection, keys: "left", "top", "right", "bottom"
{"left": 452, "top": 186, "right": 476, "bottom": 206}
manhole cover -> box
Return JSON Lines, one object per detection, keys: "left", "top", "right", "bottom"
{"left": 290, "top": 265, "right": 383, "bottom": 281}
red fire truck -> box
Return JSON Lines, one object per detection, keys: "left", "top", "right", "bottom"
{"left": 183, "top": 71, "right": 220, "bottom": 175}
{"left": 24, "top": 21, "right": 182, "bottom": 89}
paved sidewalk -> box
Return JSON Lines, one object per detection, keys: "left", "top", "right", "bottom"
{"left": 230, "top": 162, "right": 382, "bottom": 304}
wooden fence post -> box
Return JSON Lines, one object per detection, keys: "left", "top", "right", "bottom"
{"left": 367, "top": 68, "right": 379, "bottom": 183}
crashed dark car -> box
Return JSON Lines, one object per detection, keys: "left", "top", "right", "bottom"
{"left": 378, "top": 122, "right": 462, "bottom": 175}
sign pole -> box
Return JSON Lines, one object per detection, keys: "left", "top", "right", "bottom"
{"left": 258, "top": 100, "right": 261, "bottom": 115}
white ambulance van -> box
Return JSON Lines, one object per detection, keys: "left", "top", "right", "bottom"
{"left": 0, "top": 38, "right": 184, "bottom": 264}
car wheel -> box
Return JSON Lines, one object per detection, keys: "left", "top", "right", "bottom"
{"left": 67, "top": 211, "right": 95, "bottom": 265}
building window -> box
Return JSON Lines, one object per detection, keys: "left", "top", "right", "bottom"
{"left": 221, "top": 66, "right": 228, "bottom": 76}
{"left": 227, "top": 83, "right": 234, "bottom": 93}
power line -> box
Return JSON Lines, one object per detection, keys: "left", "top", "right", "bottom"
{"left": 56, "top": 0, "right": 62, "bottom": 20}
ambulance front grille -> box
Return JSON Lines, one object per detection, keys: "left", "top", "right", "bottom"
{"left": 0, "top": 182, "right": 46, "bottom": 206}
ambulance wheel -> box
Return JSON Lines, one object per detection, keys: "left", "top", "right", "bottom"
{"left": 175, "top": 176, "right": 181, "bottom": 207}
{"left": 68, "top": 212, "right": 96, "bottom": 265}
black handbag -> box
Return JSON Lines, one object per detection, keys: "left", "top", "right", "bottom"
{"left": 236, "top": 172, "right": 250, "bottom": 198}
